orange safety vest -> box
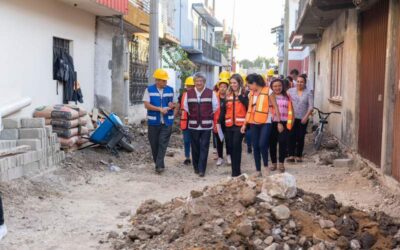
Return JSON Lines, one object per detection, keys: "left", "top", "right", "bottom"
{"left": 286, "top": 99, "right": 294, "bottom": 130}
{"left": 180, "top": 92, "right": 188, "bottom": 130}
{"left": 246, "top": 87, "right": 270, "bottom": 124}
{"left": 225, "top": 93, "right": 247, "bottom": 127}
{"left": 213, "top": 91, "right": 223, "bottom": 133}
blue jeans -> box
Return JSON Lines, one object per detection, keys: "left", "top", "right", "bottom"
{"left": 250, "top": 123, "right": 272, "bottom": 171}
{"left": 245, "top": 128, "right": 252, "bottom": 152}
{"left": 182, "top": 129, "right": 191, "bottom": 159}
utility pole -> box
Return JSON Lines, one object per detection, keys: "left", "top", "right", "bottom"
{"left": 149, "top": 0, "right": 160, "bottom": 82}
{"left": 283, "top": 0, "right": 289, "bottom": 75}
{"left": 230, "top": 0, "right": 236, "bottom": 72}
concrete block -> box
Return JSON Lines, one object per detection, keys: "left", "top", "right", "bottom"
{"left": 23, "top": 161, "right": 41, "bottom": 176}
{"left": 17, "top": 139, "right": 42, "bottom": 150}
{"left": 7, "top": 166, "right": 23, "bottom": 180}
{"left": 0, "top": 140, "right": 17, "bottom": 150}
{"left": 45, "top": 125, "right": 53, "bottom": 135}
{"left": 333, "top": 158, "right": 354, "bottom": 168}
{"left": 0, "top": 129, "right": 19, "bottom": 140}
{"left": 0, "top": 170, "right": 9, "bottom": 182}
{"left": 2, "top": 118, "right": 21, "bottom": 129}
{"left": 22, "top": 151, "right": 39, "bottom": 165}
{"left": 19, "top": 128, "right": 46, "bottom": 139}
{"left": 21, "top": 118, "right": 45, "bottom": 128}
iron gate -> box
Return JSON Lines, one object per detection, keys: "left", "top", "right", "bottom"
{"left": 129, "top": 35, "right": 149, "bottom": 105}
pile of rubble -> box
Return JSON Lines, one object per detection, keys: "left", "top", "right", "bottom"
{"left": 111, "top": 174, "right": 400, "bottom": 250}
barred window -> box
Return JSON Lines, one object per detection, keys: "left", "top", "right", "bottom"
{"left": 129, "top": 35, "right": 149, "bottom": 105}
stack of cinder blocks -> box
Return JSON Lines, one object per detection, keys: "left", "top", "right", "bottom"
{"left": 0, "top": 117, "right": 65, "bottom": 181}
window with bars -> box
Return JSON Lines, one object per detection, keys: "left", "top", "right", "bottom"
{"left": 53, "top": 37, "right": 71, "bottom": 80}
{"left": 129, "top": 35, "right": 149, "bottom": 105}
{"left": 330, "top": 43, "right": 344, "bottom": 102}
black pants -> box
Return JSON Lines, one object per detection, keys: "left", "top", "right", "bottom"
{"left": 0, "top": 194, "right": 4, "bottom": 225}
{"left": 190, "top": 130, "right": 211, "bottom": 174}
{"left": 215, "top": 127, "right": 231, "bottom": 158}
{"left": 289, "top": 119, "right": 308, "bottom": 157}
{"left": 226, "top": 126, "right": 244, "bottom": 177}
{"left": 270, "top": 122, "right": 289, "bottom": 163}
{"left": 148, "top": 125, "right": 172, "bottom": 170}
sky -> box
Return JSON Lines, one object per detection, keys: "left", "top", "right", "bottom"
{"left": 214, "top": 0, "right": 284, "bottom": 61}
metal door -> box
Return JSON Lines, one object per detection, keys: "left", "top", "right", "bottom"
{"left": 358, "top": 0, "right": 389, "bottom": 166}
{"left": 392, "top": 5, "right": 400, "bottom": 181}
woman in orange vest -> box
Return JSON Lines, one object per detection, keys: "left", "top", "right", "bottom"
{"left": 214, "top": 78, "right": 231, "bottom": 166}
{"left": 179, "top": 76, "right": 195, "bottom": 165}
{"left": 219, "top": 74, "right": 248, "bottom": 177}
{"left": 269, "top": 78, "right": 294, "bottom": 173}
{"left": 240, "top": 74, "right": 283, "bottom": 176}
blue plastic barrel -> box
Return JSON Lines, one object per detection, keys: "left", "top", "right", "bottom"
{"left": 90, "top": 113, "right": 123, "bottom": 144}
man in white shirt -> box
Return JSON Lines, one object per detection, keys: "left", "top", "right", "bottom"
{"left": 183, "top": 72, "right": 218, "bottom": 177}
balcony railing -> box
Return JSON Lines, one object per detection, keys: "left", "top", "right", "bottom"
{"left": 193, "top": 39, "right": 222, "bottom": 63}
{"left": 130, "top": 0, "right": 150, "bottom": 14}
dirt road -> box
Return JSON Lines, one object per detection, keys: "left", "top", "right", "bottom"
{"left": 1, "top": 134, "right": 399, "bottom": 250}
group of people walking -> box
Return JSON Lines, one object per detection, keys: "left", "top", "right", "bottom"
{"left": 143, "top": 68, "right": 313, "bottom": 178}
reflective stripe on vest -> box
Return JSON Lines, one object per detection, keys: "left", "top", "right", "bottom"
{"left": 286, "top": 100, "right": 294, "bottom": 130}
{"left": 225, "top": 94, "right": 247, "bottom": 127}
{"left": 147, "top": 84, "right": 174, "bottom": 126}
{"left": 180, "top": 92, "right": 188, "bottom": 130}
{"left": 246, "top": 87, "right": 270, "bottom": 124}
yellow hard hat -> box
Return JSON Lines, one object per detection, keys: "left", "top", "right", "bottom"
{"left": 267, "top": 68, "right": 275, "bottom": 77}
{"left": 153, "top": 68, "right": 169, "bottom": 81}
{"left": 240, "top": 74, "right": 247, "bottom": 86}
{"left": 184, "top": 76, "right": 194, "bottom": 86}
{"left": 217, "top": 78, "right": 229, "bottom": 87}
{"left": 219, "top": 71, "right": 230, "bottom": 80}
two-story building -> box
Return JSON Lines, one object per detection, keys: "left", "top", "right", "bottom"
{"left": 293, "top": 0, "right": 400, "bottom": 184}
{"left": 0, "top": 0, "right": 128, "bottom": 120}
{"left": 180, "top": 0, "right": 223, "bottom": 88}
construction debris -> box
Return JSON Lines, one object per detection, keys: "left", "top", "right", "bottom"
{"left": 111, "top": 174, "right": 400, "bottom": 250}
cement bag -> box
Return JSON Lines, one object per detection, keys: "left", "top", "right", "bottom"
{"left": 82, "top": 114, "right": 94, "bottom": 130}
{"left": 65, "top": 104, "right": 87, "bottom": 117}
{"left": 58, "top": 136, "right": 80, "bottom": 148}
{"left": 50, "top": 118, "right": 87, "bottom": 128}
{"left": 34, "top": 105, "right": 79, "bottom": 120}
{"left": 261, "top": 173, "right": 297, "bottom": 199}
{"left": 53, "top": 126, "right": 89, "bottom": 138}
{"left": 77, "top": 137, "right": 90, "bottom": 145}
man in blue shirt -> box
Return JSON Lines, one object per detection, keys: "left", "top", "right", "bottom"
{"left": 143, "top": 69, "right": 175, "bottom": 173}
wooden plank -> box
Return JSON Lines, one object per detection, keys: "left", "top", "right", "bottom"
{"left": 0, "top": 145, "right": 31, "bottom": 158}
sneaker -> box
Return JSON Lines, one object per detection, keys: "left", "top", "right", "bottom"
{"left": 199, "top": 172, "right": 205, "bottom": 177}
{"left": 155, "top": 168, "right": 164, "bottom": 174}
{"left": 278, "top": 163, "right": 285, "bottom": 173}
{"left": 286, "top": 157, "right": 295, "bottom": 163}
{"left": 0, "top": 224, "right": 7, "bottom": 241}
{"left": 194, "top": 169, "right": 199, "bottom": 174}
{"left": 296, "top": 157, "right": 303, "bottom": 163}
{"left": 183, "top": 159, "right": 191, "bottom": 165}
{"left": 227, "top": 155, "right": 232, "bottom": 165}
{"left": 270, "top": 163, "right": 277, "bottom": 171}
{"left": 216, "top": 158, "right": 224, "bottom": 166}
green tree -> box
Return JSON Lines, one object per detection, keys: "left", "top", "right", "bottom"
{"left": 239, "top": 59, "right": 254, "bottom": 69}
{"left": 162, "top": 45, "right": 197, "bottom": 89}
{"left": 253, "top": 56, "right": 275, "bottom": 68}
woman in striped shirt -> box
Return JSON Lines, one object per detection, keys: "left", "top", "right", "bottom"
{"left": 269, "top": 78, "right": 294, "bottom": 172}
